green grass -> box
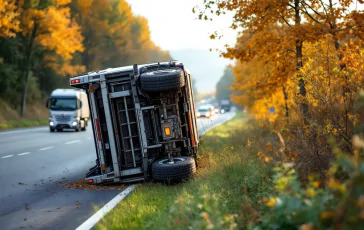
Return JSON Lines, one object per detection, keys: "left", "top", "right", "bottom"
{"left": 96, "top": 113, "right": 274, "bottom": 230}
{"left": 0, "top": 119, "right": 48, "bottom": 130}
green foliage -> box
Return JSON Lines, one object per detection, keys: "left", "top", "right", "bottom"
{"left": 256, "top": 149, "right": 364, "bottom": 230}
{"left": 0, "top": 0, "right": 171, "bottom": 120}
{"left": 97, "top": 113, "right": 274, "bottom": 230}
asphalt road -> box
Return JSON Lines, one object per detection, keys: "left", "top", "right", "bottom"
{"left": 0, "top": 111, "right": 235, "bottom": 230}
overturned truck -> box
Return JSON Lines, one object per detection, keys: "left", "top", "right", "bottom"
{"left": 70, "top": 61, "right": 199, "bottom": 184}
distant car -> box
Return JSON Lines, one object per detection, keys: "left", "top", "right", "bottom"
{"left": 196, "top": 105, "right": 214, "bottom": 118}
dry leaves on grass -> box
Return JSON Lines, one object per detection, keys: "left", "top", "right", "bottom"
{"left": 61, "top": 179, "right": 127, "bottom": 191}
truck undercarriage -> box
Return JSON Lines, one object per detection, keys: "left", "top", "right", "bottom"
{"left": 70, "top": 61, "right": 199, "bottom": 184}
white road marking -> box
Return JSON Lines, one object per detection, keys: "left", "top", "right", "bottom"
{"left": 76, "top": 185, "right": 137, "bottom": 230}
{"left": 1, "top": 155, "right": 14, "bottom": 159}
{"left": 18, "top": 152, "right": 30, "bottom": 156}
{"left": 39, "top": 146, "right": 54, "bottom": 151}
{"left": 65, "top": 140, "right": 80, "bottom": 145}
{"left": 75, "top": 111, "right": 236, "bottom": 229}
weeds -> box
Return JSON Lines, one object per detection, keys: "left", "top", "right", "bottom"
{"left": 96, "top": 113, "right": 274, "bottom": 230}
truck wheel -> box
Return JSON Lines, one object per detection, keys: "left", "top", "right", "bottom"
{"left": 140, "top": 68, "right": 185, "bottom": 92}
{"left": 81, "top": 120, "right": 86, "bottom": 131}
{"left": 50, "top": 128, "right": 55, "bottom": 132}
{"left": 152, "top": 156, "right": 196, "bottom": 182}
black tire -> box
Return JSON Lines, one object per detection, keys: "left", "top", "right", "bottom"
{"left": 140, "top": 68, "right": 185, "bottom": 92}
{"left": 152, "top": 156, "right": 196, "bottom": 182}
{"left": 50, "top": 128, "right": 55, "bottom": 132}
{"left": 81, "top": 120, "right": 86, "bottom": 131}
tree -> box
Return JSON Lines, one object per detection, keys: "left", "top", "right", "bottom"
{"left": 197, "top": 0, "right": 363, "bottom": 122}
{"left": 0, "top": 0, "right": 20, "bottom": 37}
{"left": 18, "top": 0, "right": 84, "bottom": 116}
{"left": 216, "top": 67, "right": 234, "bottom": 102}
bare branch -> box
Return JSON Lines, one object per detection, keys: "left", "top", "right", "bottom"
{"left": 300, "top": 5, "right": 322, "bottom": 24}
{"left": 280, "top": 15, "right": 292, "bottom": 27}
{"left": 302, "top": 1, "right": 323, "bottom": 17}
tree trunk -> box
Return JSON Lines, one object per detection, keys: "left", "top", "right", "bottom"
{"left": 282, "top": 86, "right": 289, "bottom": 117}
{"left": 20, "top": 20, "right": 37, "bottom": 117}
{"left": 328, "top": 0, "right": 352, "bottom": 152}
{"left": 20, "top": 62, "right": 31, "bottom": 117}
{"left": 295, "top": 0, "right": 309, "bottom": 122}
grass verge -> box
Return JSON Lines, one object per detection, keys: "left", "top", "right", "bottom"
{"left": 96, "top": 113, "right": 274, "bottom": 230}
{"left": 0, "top": 119, "right": 48, "bottom": 130}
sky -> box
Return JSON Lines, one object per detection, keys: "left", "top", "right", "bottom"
{"left": 126, "top": 0, "right": 238, "bottom": 51}
{"left": 125, "top": 0, "right": 238, "bottom": 93}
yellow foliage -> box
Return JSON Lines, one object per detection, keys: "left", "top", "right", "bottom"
{"left": 328, "top": 178, "right": 341, "bottom": 190}
{"left": 265, "top": 197, "right": 277, "bottom": 207}
{"left": 0, "top": 0, "right": 20, "bottom": 37}
{"left": 299, "top": 223, "right": 315, "bottom": 230}
{"left": 312, "top": 181, "right": 320, "bottom": 189}
{"left": 305, "top": 188, "right": 316, "bottom": 198}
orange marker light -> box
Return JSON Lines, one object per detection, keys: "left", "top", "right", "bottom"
{"left": 164, "top": 127, "right": 171, "bottom": 136}
{"left": 87, "top": 179, "right": 94, "bottom": 183}
{"left": 89, "top": 85, "right": 95, "bottom": 93}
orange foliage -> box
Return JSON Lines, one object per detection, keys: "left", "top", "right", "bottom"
{"left": 0, "top": 0, "right": 20, "bottom": 37}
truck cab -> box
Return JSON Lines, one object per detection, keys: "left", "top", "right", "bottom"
{"left": 46, "top": 89, "right": 90, "bottom": 132}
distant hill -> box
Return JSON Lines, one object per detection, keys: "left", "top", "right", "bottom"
{"left": 170, "top": 49, "right": 234, "bottom": 93}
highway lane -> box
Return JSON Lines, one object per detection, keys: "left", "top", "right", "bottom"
{"left": 0, "top": 111, "right": 235, "bottom": 230}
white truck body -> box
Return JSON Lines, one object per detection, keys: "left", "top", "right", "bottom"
{"left": 47, "top": 89, "right": 90, "bottom": 132}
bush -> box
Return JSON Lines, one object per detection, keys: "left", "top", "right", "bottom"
{"left": 255, "top": 139, "right": 364, "bottom": 230}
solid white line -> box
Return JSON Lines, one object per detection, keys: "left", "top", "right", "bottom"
{"left": 39, "top": 146, "right": 54, "bottom": 151}
{"left": 76, "top": 185, "right": 137, "bottom": 230}
{"left": 65, "top": 140, "right": 80, "bottom": 145}
{"left": 18, "top": 152, "right": 31, "bottom": 156}
{"left": 1, "top": 155, "right": 14, "bottom": 159}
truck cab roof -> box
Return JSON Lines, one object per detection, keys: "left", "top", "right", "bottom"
{"left": 50, "top": 89, "right": 85, "bottom": 98}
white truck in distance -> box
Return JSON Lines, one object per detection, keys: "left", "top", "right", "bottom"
{"left": 46, "top": 89, "right": 90, "bottom": 132}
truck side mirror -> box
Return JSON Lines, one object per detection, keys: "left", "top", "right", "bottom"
{"left": 46, "top": 99, "right": 50, "bottom": 108}
{"left": 79, "top": 101, "right": 82, "bottom": 109}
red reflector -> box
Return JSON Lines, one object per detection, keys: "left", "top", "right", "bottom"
{"left": 87, "top": 179, "right": 94, "bottom": 183}
{"left": 71, "top": 79, "right": 75, "bottom": 84}
{"left": 95, "top": 118, "right": 102, "bottom": 141}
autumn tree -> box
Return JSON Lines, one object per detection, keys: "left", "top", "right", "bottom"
{"left": 17, "top": 0, "right": 84, "bottom": 116}
{"left": 0, "top": 0, "right": 20, "bottom": 37}
{"left": 198, "top": 0, "right": 364, "bottom": 122}
{"left": 0, "top": 0, "right": 171, "bottom": 118}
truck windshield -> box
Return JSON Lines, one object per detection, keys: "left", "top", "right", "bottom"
{"left": 49, "top": 98, "right": 77, "bottom": 111}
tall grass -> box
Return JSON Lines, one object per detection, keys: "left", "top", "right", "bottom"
{"left": 96, "top": 113, "right": 274, "bottom": 230}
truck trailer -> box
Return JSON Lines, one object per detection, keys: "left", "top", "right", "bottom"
{"left": 69, "top": 61, "right": 199, "bottom": 184}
